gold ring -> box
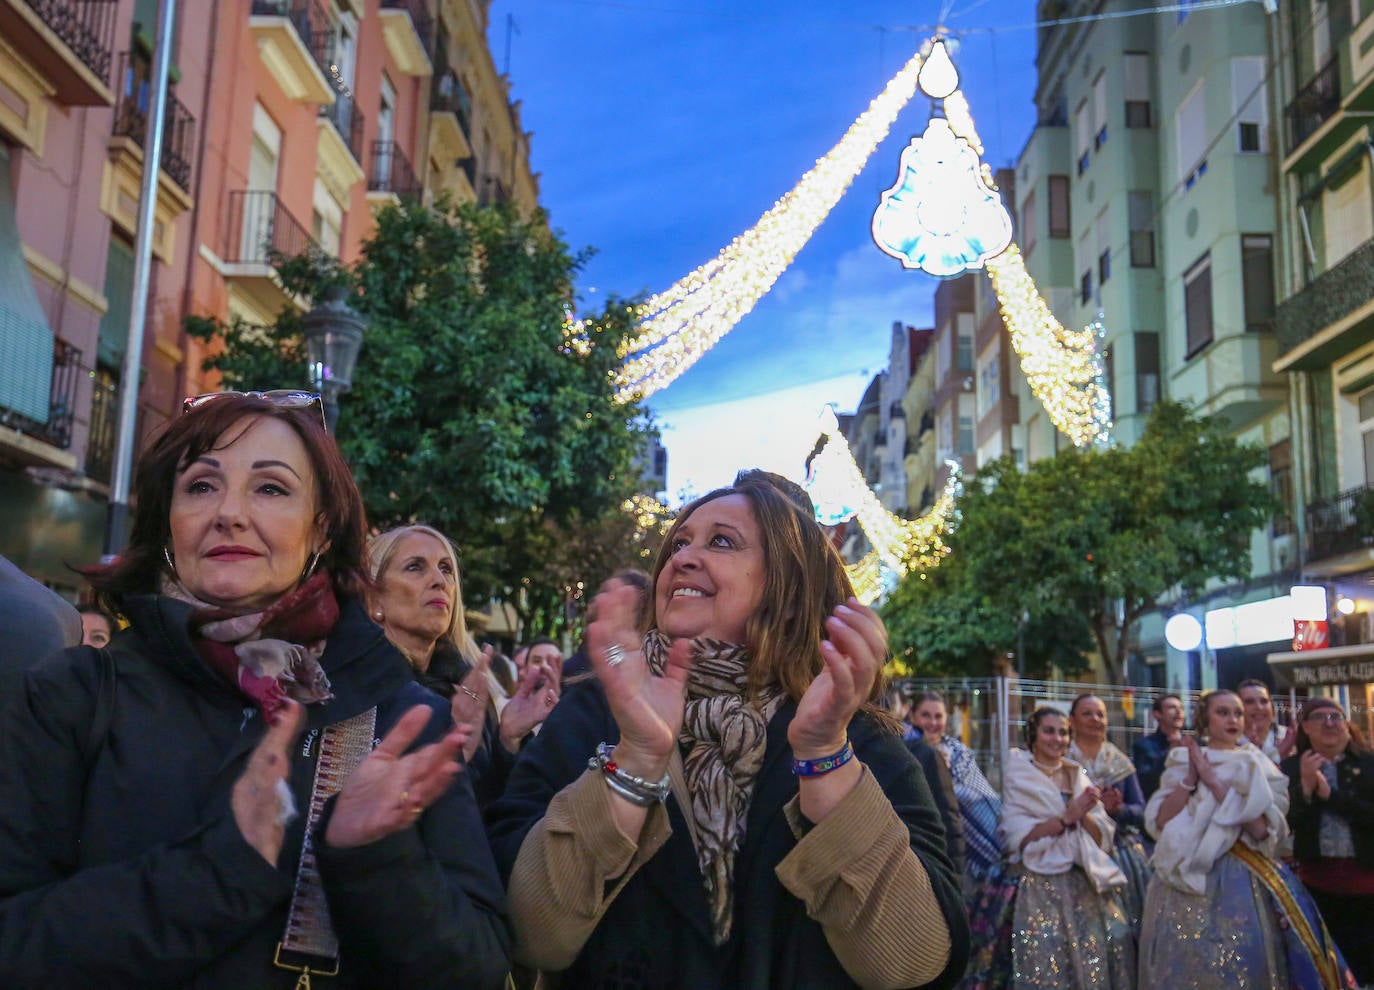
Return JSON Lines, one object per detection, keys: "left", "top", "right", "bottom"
{"left": 399, "top": 789, "right": 409, "bottom": 804}
{"left": 460, "top": 686, "right": 481, "bottom": 702}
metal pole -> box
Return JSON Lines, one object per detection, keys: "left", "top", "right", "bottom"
{"left": 105, "top": 0, "right": 177, "bottom": 556}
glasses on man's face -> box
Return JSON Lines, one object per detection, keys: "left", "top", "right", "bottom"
{"left": 182, "top": 390, "right": 326, "bottom": 431}
{"left": 1304, "top": 711, "right": 1347, "bottom": 726}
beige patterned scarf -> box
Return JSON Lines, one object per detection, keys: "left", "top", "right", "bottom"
{"left": 644, "top": 631, "right": 783, "bottom": 945}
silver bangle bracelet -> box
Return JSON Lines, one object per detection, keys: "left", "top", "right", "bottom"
{"left": 588, "top": 741, "right": 670, "bottom": 804}
{"left": 600, "top": 771, "right": 660, "bottom": 807}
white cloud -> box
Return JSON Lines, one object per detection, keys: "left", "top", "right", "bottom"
{"left": 656, "top": 372, "right": 873, "bottom": 504}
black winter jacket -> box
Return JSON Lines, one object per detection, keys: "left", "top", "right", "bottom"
{"left": 486, "top": 679, "right": 970, "bottom": 990}
{"left": 1282, "top": 747, "right": 1374, "bottom": 870}
{"left": 0, "top": 594, "right": 512, "bottom": 989}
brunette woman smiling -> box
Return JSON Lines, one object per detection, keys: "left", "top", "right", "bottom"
{"left": 0, "top": 392, "right": 510, "bottom": 988}
{"left": 996, "top": 707, "right": 1132, "bottom": 989}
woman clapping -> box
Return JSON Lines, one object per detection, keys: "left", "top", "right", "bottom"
{"left": 1140, "top": 690, "right": 1354, "bottom": 989}
{"left": 486, "top": 470, "right": 968, "bottom": 989}
{"left": 0, "top": 392, "right": 510, "bottom": 988}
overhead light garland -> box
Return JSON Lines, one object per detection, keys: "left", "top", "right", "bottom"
{"left": 563, "top": 48, "right": 929, "bottom": 402}
{"left": 870, "top": 35, "right": 1112, "bottom": 447}
{"left": 805, "top": 407, "right": 962, "bottom": 586}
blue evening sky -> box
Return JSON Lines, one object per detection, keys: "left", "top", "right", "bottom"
{"left": 489, "top": 0, "right": 1040, "bottom": 501}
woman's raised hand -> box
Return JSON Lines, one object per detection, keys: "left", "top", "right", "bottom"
{"left": 498, "top": 656, "right": 561, "bottom": 753}
{"left": 450, "top": 645, "right": 492, "bottom": 762}
{"left": 1066, "top": 784, "right": 1102, "bottom": 822}
{"left": 789, "top": 598, "right": 887, "bottom": 758}
{"left": 587, "top": 578, "right": 692, "bottom": 779}
{"left": 325, "top": 705, "right": 470, "bottom": 848}
{"left": 232, "top": 699, "right": 305, "bottom": 865}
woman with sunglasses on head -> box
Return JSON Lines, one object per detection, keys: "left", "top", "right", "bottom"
{"left": 1281, "top": 697, "right": 1374, "bottom": 986}
{"left": 486, "top": 469, "right": 968, "bottom": 990}
{"left": 367, "top": 524, "right": 560, "bottom": 807}
{"left": 1139, "top": 690, "right": 1354, "bottom": 990}
{"left": 986, "top": 706, "right": 1132, "bottom": 989}
{"left": 0, "top": 392, "right": 511, "bottom": 988}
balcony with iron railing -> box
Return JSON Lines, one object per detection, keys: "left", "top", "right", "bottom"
{"left": 0, "top": 339, "right": 81, "bottom": 452}
{"left": 248, "top": 0, "right": 335, "bottom": 105}
{"left": 367, "top": 140, "right": 421, "bottom": 200}
{"left": 320, "top": 65, "right": 365, "bottom": 164}
{"left": 1306, "top": 484, "right": 1374, "bottom": 564}
{"left": 1285, "top": 57, "right": 1341, "bottom": 162}
{"left": 2, "top": 0, "right": 117, "bottom": 104}
{"left": 429, "top": 68, "right": 473, "bottom": 160}
{"left": 226, "top": 190, "right": 317, "bottom": 266}
{"left": 111, "top": 51, "right": 196, "bottom": 192}
{"left": 379, "top": 0, "right": 432, "bottom": 75}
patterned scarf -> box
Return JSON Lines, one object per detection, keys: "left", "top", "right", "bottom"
{"left": 163, "top": 571, "right": 337, "bottom": 721}
{"left": 1068, "top": 738, "right": 1137, "bottom": 789}
{"left": 644, "top": 631, "right": 783, "bottom": 945}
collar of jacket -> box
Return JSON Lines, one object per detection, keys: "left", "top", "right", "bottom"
{"left": 118, "top": 592, "right": 414, "bottom": 726}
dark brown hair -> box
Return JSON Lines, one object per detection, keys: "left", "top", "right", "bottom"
{"left": 649, "top": 470, "right": 889, "bottom": 719}
{"left": 1023, "top": 706, "right": 1068, "bottom": 751}
{"left": 83, "top": 394, "right": 368, "bottom": 611}
{"left": 1193, "top": 690, "right": 1240, "bottom": 742}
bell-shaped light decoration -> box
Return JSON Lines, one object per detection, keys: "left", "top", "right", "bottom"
{"left": 872, "top": 117, "right": 1013, "bottom": 278}
{"left": 917, "top": 38, "right": 959, "bottom": 99}
{"left": 805, "top": 409, "right": 863, "bottom": 527}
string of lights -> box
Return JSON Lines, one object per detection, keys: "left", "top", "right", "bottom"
{"left": 936, "top": 78, "right": 1113, "bottom": 447}
{"left": 809, "top": 408, "right": 962, "bottom": 577}
{"left": 594, "top": 47, "right": 928, "bottom": 403}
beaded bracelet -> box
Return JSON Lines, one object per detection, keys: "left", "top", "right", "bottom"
{"left": 589, "top": 742, "right": 671, "bottom": 805}
{"left": 791, "top": 740, "right": 854, "bottom": 777}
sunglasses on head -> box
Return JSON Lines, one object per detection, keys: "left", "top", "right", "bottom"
{"left": 182, "top": 390, "right": 326, "bottom": 430}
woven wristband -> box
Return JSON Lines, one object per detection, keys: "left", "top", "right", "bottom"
{"left": 791, "top": 740, "right": 854, "bottom": 777}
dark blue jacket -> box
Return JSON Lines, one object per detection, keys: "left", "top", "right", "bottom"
{"left": 0, "top": 594, "right": 511, "bottom": 988}
{"left": 1132, "top": 730, "right": 1175, "bottom": 801}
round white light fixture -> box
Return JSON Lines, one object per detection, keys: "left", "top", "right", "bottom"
{"left": 1164, "top": 613, "right": 1204, "bottom": 652}
{"left": 1336, "top": 595, "right": 1356, "bottom": 615}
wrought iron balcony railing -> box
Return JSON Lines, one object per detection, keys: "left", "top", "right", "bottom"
{"left": 249, "top": 0, "right": 332, "bottom": 65}
{"left": 1306, "top": 484, "right": 1372, "bottom": 562}
{"left": 380, "top": 0, "right": 432, "bottom": 49}
{"left": 321, "top": 65, "right": 365, "bottom": 163}
{"left": 430, "top": 69, "right": 472, "bottom": 137}
{"left": 112, "top": 52, "right": 197, "bottom": 191}
{"left": 21, "top": 0, "right": 118, "bottom": 83}
{"left": 1285, "top": 58, "right": 1340, "bottom": 153}
{"left": 0, "top": 340, "right": 81, "bottom": 450}
{"left": 368, "top": 140, "right": 421, "bottom": 199}
{"left": 226, "top": 190, "right": 317, "bottom": 265}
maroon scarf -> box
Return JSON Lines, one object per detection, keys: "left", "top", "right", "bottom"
{"left": 169, "top": 572, "right": 339, "bottom": 721}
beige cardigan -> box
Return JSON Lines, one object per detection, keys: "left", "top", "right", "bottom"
{"left": 506, "top": 758, "right": 953, "bottom": 990}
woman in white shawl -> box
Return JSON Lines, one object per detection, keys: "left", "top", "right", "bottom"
{"left": 999, "top": 707, "right": 1134, "bottom": 989}
{"left": 1139, "top": 690, "right": 1356, "bottom": 990}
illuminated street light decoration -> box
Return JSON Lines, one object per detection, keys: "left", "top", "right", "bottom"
{"left": 805, "top": 407, "right": 962, "bottom": 585}
{"left": 579, "top": 48, "right": 929, "bottom": 403}
{"left": 871, "top": 38, "right": 1013, "bottom": 279}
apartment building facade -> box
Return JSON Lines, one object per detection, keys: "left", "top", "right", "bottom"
{"left": 0, "top": 0, "right": 538, "bottom": 596}
{"left": 1267, "top": 0, "right": 1374, "bottom": 704}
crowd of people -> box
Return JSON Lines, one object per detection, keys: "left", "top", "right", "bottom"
{"left": 0, "top": 388, "right": 1369, "bottom": 989}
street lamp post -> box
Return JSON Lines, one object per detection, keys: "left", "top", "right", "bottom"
{"left": 300, "top": 285, "right": 365, "bottom": 433}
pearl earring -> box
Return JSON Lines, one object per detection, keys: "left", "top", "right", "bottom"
{"left": 374, "top": 611, "right": 384, "bottom": 621}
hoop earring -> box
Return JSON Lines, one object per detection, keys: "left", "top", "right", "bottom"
{"left": 163, "top": 546, "right": 176, "bottom": 575}
{"left": 302, "top": 551, "right": 323, "bottom": 581}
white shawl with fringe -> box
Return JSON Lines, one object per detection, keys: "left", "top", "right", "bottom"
{"left": 1000, "top": 748, "right": 1125, "bottom": 893}
{"left": 1144, "top": 745, "right": 1289, "bottom": 895}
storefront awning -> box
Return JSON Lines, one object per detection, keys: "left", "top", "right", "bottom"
{"left": 0, "top": 143, "right": 55, "bottom": 424}
{"left": 1266, "top": 642, "right": 1374, "bottom": 687}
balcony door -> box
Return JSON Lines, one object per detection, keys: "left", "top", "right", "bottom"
{"left": 242, "top": 104, "right": 281, "bottom": 262}
{"left": 376, "top": 75, "right": 396, "bottom": 188}
{"left": 1362, "top": 390, "right": 1374, "bottom": 488}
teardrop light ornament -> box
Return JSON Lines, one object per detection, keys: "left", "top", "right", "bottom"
{"left": 871, "top": 118, "right": 1013, "bottom": 278}
{"left": 917, "top": 38, "right": 959, "bottom": 99}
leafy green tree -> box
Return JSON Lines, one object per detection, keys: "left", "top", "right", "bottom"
{"left": 882, "top": 401, "right": 1278, "bottom": 683}
{"left": 187, "top": 196, "right": 657, "bottom": 636}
